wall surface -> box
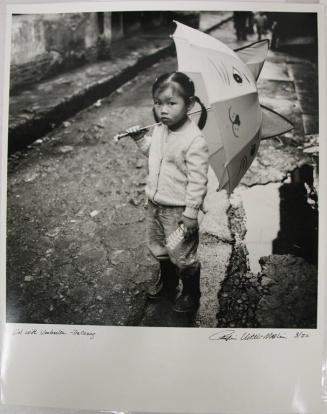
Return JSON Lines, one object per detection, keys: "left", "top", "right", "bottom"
{"left": 10, "top": 12, "right": 112, "bottom": 91}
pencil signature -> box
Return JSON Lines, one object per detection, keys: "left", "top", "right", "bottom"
{"left": 208, "top": 330, "right": 238, "bottom": 342}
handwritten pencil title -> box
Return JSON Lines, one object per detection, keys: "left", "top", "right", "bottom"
{"left": 12, "top": 327, "right": 96, "bottom": 340}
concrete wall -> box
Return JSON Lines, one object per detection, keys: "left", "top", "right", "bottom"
{"left": 10, "top": 12, "right": 112, "bottom": 91}
{"left": 10, "top": 11, "right": 200, "bottom": 92}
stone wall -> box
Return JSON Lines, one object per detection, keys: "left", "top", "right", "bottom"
{"left": 10, "top": 12, "right": 112, "bottom": 91}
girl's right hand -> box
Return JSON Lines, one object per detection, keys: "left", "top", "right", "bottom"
{"left": 125, "top": 125, "right": 147, "bottom": 141}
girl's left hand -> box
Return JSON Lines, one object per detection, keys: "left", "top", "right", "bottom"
{"left": 181, "top": 216, "right": 199, "bottom": 240}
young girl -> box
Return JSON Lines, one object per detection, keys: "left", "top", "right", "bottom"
{"left": 124, "top": 72, "right": 209, "bottom": 314}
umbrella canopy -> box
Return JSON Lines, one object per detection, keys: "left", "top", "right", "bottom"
{"left": 172, "top": 21, "right": 292, "bottom": 194}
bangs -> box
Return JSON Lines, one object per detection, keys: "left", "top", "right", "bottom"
{"left": 153, "top": 81, "right": 185, "bottom": 99}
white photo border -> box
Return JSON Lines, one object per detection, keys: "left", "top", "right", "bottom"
{"left": 1, "top": 1, "right": 326, "bottom": 413}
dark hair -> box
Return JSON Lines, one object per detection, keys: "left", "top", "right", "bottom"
{"left": 152, "top": 72, "right": 207, "bottom": 130}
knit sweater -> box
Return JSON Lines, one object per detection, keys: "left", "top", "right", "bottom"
{"left": 136, "top": 119, "right": 209, "bottom": 219}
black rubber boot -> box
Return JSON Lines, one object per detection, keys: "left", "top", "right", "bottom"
{"left": 172, "top": 264, "right": 201, "bottom": 313}
{"left": 147, "top": 260, "right": 179, "bottom": 301}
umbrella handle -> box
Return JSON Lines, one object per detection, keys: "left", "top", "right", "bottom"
{"left": 113, "top": 125, "right": 154, "bottom": 142}
{"left": 113, "top": 107, "right": 211, "bottom": 142}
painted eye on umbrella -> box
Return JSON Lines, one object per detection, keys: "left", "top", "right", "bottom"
{"left": 232, "top": 67, "right": 243, "bottom": 83}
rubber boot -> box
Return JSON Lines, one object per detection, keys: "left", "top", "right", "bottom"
{"left": 147, "top": 260, "right": 179, "bottom": 301}
{"left": 172, "top": 264, "right": 201, "bottom": 313}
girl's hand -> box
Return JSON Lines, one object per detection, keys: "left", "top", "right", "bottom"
{"left": 125, "top": 125, "right": 148, "bottom": 141}
{"left": 181, "top": 216, "right": 199, "bottom": 241}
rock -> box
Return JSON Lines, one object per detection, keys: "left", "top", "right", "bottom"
{"left": 22, "top": 108, "right": 35, "bottom": 114}
{"left": 23, "top": 172, "right": 38, "bottom": 183}
{"left": 113, "top": 283, "right": 123, "bottom": 292}
{"left": 63, "top": 121, "right": 71, "bottom": 128}
{"left": 49, "top": 50, "right": 63, "bottom": 65}
{"left": 58, "top": 145, "right": 74, "bottom": 153}
{"left": 303, "top": 146, "right": 318, "bottom": 154}
{"left": 19, "top": 113, "right": 33, "bottom": 120}
{"left": 104, "top": 268, "right": 115, "bottom": 277}
{"left": 79, "top": 221, "right": 97, "bottom": 235}
{"left": 46, "top": 228, "right": 60, "bottom": 238}
{"left": 261, "top": 276, "right": 274, "bottom": 286}
{"left": 90, "top": 210, "right": 100, "bottom": 217}
{"left": 129, "top": 197, "right": 141, "bottom": 206}
{"left": 24, "top": 276, "right": 34, "bottom": 282}
{"left": 258, "top": 296, "right": 282, "bottom": 310}
{"left": 136, "top": 160, "right": 144, "bottom": 169}
{"left": 69, "top": 286, "right": 89, "bottom": 302}
{"left": 111, "top": 250, "right": 128, "bottom": 265}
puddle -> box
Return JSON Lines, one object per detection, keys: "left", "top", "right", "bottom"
{"left": 239, "top": 164, "right": 318, "bottom": 274}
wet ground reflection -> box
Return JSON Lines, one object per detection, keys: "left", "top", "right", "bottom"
{"left": 240, "top": 164, "right": 318, "bottom": 274}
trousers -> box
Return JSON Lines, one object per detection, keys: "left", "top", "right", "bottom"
{"left": 146, "top": 200, "right": 199, "bottom": 270}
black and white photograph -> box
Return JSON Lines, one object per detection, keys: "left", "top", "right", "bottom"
{"left": 5, "top": 7, "right": 319, "bottom": 329}
{"left": 0, "top": 1, "right": 326, "bottom": 413}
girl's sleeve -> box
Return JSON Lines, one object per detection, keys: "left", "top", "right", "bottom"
{"left": 183, "top": 135, "right": 209, "bottom": 220}
{"left": 135, "top": 132, "right": 152, "bottom": 157}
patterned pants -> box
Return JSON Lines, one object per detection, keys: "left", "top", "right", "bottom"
{"left": 146, "top": 200, "right": 199, "bottom": 270}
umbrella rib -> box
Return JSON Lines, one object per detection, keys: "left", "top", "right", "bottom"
{"left": 210, "top": 146, "right": 224, "bottom": 157}
{"left": 221, "top": 61, "right": 230, "bottom": 85}
{"left": 224, "top": 127, "right": 261, "bottom": 167}
{"left": 216, "top": 60, "right": 229, "bottom": 84}
{"left": 207, "top": 57, "right": 226, "bottom": 85}
{"left": 219, "top": 61, "right": 228, "bottom": 84}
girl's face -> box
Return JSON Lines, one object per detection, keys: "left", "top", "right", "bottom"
{"left": 153, "top": 84, "right": 193, "bottom": 128}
